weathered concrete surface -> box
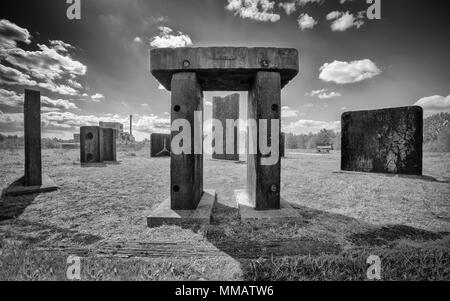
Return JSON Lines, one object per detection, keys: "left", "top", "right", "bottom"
{"left": 234, "top": 190, "right": 300, "bottom": 222}
{"left": 102, "top": 128, "right": 117, "bottom": 162}
{"left": 212, "top": 93, "right": 239, "bottom": 161}
{"left": 150, "top": 133, "right": 171, "bottom": 157}
{"left": 80, "top": 126, "right": 104, "bottom": 164}
{"left": 3, "top": 174, "right": 58, "bottom": 197}
{"left": 280, "top": 132, "right": 286, "bottom": 158}
{"left": 341, "top": 106, "right": 423, "bottom": 175}
{"left": 147, "top": 190, "right": 216, "bottom": 227}
{"left": 247, "top": 71, "right": 281, "bottom": 210}
{"left": 170, "top": 72, "right": 203, "bottom": 210}
{"left": 151, "top": 47, "right": 299, "bottom": 91}
{"left": 24, "top": 89, "right": 42, "bottom": 186}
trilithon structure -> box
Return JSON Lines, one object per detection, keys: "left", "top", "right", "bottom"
{"left": 147, "top": 47, "right": 300, "bottom": 225}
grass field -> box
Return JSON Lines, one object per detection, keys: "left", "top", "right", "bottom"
{"left": 0, "top": 147, "right": 449, "bottom": 281}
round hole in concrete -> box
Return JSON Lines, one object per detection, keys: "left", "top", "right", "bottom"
{"left": 270, "top": 184, "right": 278, "bottom": 193}
{"left": 86, "top": 132, "right": 94, "bottom": 140}
{"left": 173, "top": 185, "right": 180, "bottom": 192}
{"left": 182, "top": 60, "right": 190, "bottom": 68}
{"left": 260, "top": 59, "right": 269, "bottom": 67}
{"left": 271, "top": 104, "right": 279, "bottom": 112}
{"left": 86, "top": 153, "right": 94, "bottom": 162}
{"left": 174, "top": 105, "right": 181, "bottom": 112}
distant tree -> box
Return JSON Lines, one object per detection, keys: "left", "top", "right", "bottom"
{"left": 436, "top": 125, "right": 450, "bottom": 152}
{"left": 424, "top": 113, "right": 450, "bottom": 152}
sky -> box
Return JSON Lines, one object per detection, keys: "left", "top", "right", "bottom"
{"left": 1, "top": 0, "right": 449, "bottom": 141}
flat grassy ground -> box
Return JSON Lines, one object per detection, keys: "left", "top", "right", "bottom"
{"left": 0, "top": 147, "right": 449, "bottom": 281}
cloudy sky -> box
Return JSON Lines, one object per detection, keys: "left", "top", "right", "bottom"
{"left": 1, "top": 0, "right": 449, "bottom": 140}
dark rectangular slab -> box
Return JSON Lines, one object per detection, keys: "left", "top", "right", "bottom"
{"left": 80, "top": 126, "right": 104, "bottom": 164}
{"left": 212, "top": 93, "right": 240, "bottom": 161}
{"left": 341, "top": 106, "right": 423, "bottom": 175}
{"left": 24, "top": 89, "right": 42, "bottom": 186}
{"left": 151, "top": 47, "right": 299, "bottom": 91}
{"left": 102, "top": 128, "right": 117, "bottom": 162}
{"left": 150, "top": 133, "right": 171, "bottom": 157}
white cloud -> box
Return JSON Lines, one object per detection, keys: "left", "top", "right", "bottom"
{"left": 326, "top": 11, "right": 364, "bottom": 31}
{"left": 297, "top": 13, "right": 317, "bottom": 30}
{"left": 414, "top": 95, "right": 450, "bottom": 116}
{"left": 226, "top": 0, "right": 280, "bottom": 22}
{"left": 91, "top": 93, "right": 105, "bottom": 102}
{"left": 150, "top": 26, "right": 192, "bottom": 48}
{"left": 306, "top": 89, "right": 342, "bottom": 99}
{"left": 133, "top": 37, "right": 142, "bottom": 44}
{"left": 298, "top": 0, "right": 323, "bottom": 5}
{"left": 281, "top": 106, "right": 299, "bottom": 118}
{"left": 284, "top": 119, "right": 341, "bottom": 135}
{"left": 0, "top": 88, "right": 77, "bottom": 111}
{"left": 319, "top": 59, "right": 381, "bottom": 84}
{"left": 0, "top": 19, "right": 31, "bottom": 50}
{"left": 279, "top": 2, "right": 297, "bottom": 15}
{"left": 0, "top": 64, "right": 37, "bottom": 86}
{"left": 0, "top": 20, "right": 87, "bottom": 96}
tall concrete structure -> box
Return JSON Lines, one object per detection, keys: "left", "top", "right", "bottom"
{"left": 341, "top": 106, "right": 423, "bottom": 175}
{"left": 147, "top": 47, "right": 299, "bottom": 226}
{"left": 130, "top": 115, "right": 133, "bottom": 137}
{"left": 102, "top": 128, "right": 117, "bottom": 162}
{"left": 3, "top": 90, "right": 57, "bottom": 196}
{"left": 212, "top": 93, "right": 240, "bottom": 161}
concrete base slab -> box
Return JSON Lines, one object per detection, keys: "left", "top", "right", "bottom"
{"left": 234, "top": 189, "right": 300, "bottom": 222}
{"left": 147, "top": 189, "right": 217, "bottom": 227}
{"left": 3, "top": 174, "right": 58, "bottom": 197}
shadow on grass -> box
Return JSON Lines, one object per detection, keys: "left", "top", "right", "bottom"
{"left": 333, "top": 170, "right": 449, "bottom": 183}
{"left": 0, "top": 193, "right": 37, "bottom": 221}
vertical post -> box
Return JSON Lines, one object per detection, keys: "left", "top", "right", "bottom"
{"left": 247, "top": 72, "right": 281, "bottom": 210}
{"left": 280, "top": 132, "right": 285, "bottom": 158}
{"left": 24, "top": 89, "right": 42, "bottom": 186}
{"left": 212, "top": 93, "right": 239, "bottom": 161}
{"left": 170, "top": 72, "right": 203, "bottom": 210}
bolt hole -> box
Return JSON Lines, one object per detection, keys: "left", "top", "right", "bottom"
{"left": 173, "top": 185, "right": 180, "bottom": 192}
{"left": 270, "top": 185, "right": 278, "bottom": 193}
{"left": 260, "top": 59, "right": 269, "bottom": 67}
{"left": 86, "top": 153, "right": 94, "bottom": 162}
{"left": 271, "top": 104, "right": 279, "bottom": 112}
{"left": 174, "top": 105, "right": 181, "bottom": 112}
{"left": 182, "top": 60, "right": 190, "bottom": 68}
{"left": 85, "top": 132, "right": 94, "bottom": 140}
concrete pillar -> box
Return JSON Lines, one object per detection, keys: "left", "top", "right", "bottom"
{"left": 80, "top": 126, "right": 104, "bottom": 163}
{"left": 212, "top": 93, "right": 239, "bottom": 161}
{"left": 247, "top": 72, "right": 281, "bottom": 210}
{"left": 102, "top": 128, "right": 117, "bottom": 162}
{"left": 24, "top": 89, "right": 42, "bottom": 186}
{"left": 280, "top": 132, "right": 286, "bottom": 158}
{"left": 170, "top": 72, "right": 203, "bottom": 210}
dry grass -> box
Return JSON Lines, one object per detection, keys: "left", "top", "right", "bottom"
{"left": 0, "top": 148, "right": 449, "bottom": 280}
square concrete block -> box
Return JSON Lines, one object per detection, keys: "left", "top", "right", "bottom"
{"left": 234, "top": 189, "right": 300, "bottom": 222}
{"left": 150, "top": 133, "right": 171, "bottom": 157}
{"left": 102, "top": 128, "right": 117, "bottom": 162}
{"left": 3, "top": 174, "right": 58, "bottom": 197}
{"left": 147, "top": 190, "right": 216, "bottom": 227}
{"left": 341, "top": 106, "right": 423, "bottom": 175}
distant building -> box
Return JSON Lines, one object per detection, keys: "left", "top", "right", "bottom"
{"left": 99, "top": 121, "right": 123, "bottom": 139}
{"left": 73, "top": 133, "right": 80, "bottom": 143}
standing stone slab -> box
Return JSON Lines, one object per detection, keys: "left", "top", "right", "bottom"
{"left": 341, "top": 106, "right": 423, "bottom": 175}
{"left": 24, "top": 89, "right": 42, "bottom": 186}
{"left": 3, "top": 89, "right": 57, "bottom": 196}
{"left": 102, "top": 128, "right": 117, "bottom": 162}
{"left": 170, "top": 72, "right": 203, "bottom": 210}
{"left": 212, "top": 93, "right": 239, "bottom": 161}
{"left": 150, "top": 133, "right": 171, "bottom": 157}
{"left": 247, "top": 71, "right": 281, "bottom": 210}
{"left": 80, "top": 126, "right": 104, "bottom": 164}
